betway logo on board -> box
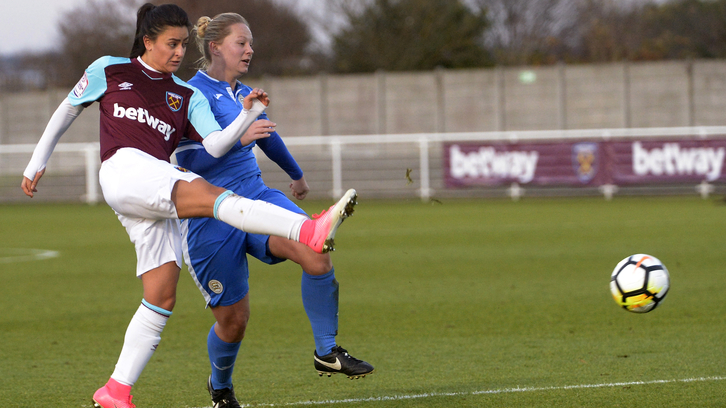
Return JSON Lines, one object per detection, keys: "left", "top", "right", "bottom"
{"left": 113, "top": 103, "right": 176, "bottom": 141}
{"left": 450, "top": 144, "right": 539, "bottom": 183}
{"left": 632, "top": 141, "right": 725, "bottom": 181}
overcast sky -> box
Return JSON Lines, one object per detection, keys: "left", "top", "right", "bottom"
{"left": 0, "top": 0, "right": 326, "bottom": 56}
{"left": 0, "top": 0, "right": 87, "bottom": 55}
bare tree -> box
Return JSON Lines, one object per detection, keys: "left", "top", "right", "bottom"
{"left": 473, "top": 0, "right": 582, "bottom": 65}
{"left": 327, "top": 0, "right": 491, "bottom": 73}
{"left": 32, "top": 0, "right": 316, "bottom": 88}
{"left": 55, "top": 0, "right": 138, "bottom": 86}
{"left": 572, "top": 0, "right": 650, "bottom": 62}
{"left": 151, "top": 0, "right": 314, "bottom": 78}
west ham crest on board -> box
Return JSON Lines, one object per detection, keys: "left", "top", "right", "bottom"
{"left": 572, "top": 142, "right": 598, "bottom": 183}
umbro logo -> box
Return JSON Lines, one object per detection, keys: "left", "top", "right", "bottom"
{"left": 314, "top": 355, "right": 341, "bottom": 371}
{"left": 118, "top": 82, "right": 133, "bottom": 90}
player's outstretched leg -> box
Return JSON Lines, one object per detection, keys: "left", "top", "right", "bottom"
{"left": 302, "top": 189, "right": 358, "bottom": 253}
{"left": 207, "top": 375, "right": 242, "bottom": 408}
{"left": 214, "top": 188, "right": 357, "bottom": 254}
{"left": 313, "top": 346, "right": 374, "bottom": 379}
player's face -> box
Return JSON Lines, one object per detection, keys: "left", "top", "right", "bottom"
{"left": 142, "top": 26, "right": 189, "bottom": 74}
{"left": 214, "top": 23, "right": 254, "bottom": 77}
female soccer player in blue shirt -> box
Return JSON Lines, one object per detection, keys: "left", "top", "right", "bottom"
{"left": 21, "top": 4, "right": 357, "bottom": 408}
{"left": 174, "top": 13, "right": 374, "bottom": 408}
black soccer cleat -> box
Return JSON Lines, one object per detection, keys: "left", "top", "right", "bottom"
{"left": 313, "top": 345, "right": 374, "bottom": 379}
{"left": 207, "top": 376, "right": 242, "bottom": 408}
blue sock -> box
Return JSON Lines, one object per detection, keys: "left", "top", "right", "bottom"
{"left": 301, "top": 268, "right": 339, "bottom": 356}
{"left": 208, "top": 324, "right": 241, "bottom": 390}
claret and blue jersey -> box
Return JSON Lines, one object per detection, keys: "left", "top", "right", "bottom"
{"left": 68, "top": 56, "right": 221, "bottom": 163}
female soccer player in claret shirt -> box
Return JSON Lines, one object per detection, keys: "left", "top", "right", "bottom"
{"left": 173, "top": 13, "right": 373, "bottom": 407}
{"left": 20, "top": 4, "right": 357, "bottom": 408}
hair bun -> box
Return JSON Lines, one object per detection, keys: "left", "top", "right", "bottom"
{"left": 195, "top": 16, "right": 212, "bottom": 38}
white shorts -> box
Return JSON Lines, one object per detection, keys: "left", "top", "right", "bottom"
{"left": 99, "top": 148, "right": 202, "bottom": 276}
{"left": 117, "top": 215, "right": 184, "bottom": 277}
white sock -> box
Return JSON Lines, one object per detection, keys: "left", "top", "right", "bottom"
{"left": 215, "top": 193, "right": 308, "bottom": 241}
{"left": 110, "top": 301, "right": 171, "bottom": 386}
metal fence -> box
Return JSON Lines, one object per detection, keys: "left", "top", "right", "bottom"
{"left": 2, "top": 126, "right": 725, "bottom": 204}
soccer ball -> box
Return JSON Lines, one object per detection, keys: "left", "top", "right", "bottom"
{"left": 610, "top": 254, "right": 670, "bottom": 313}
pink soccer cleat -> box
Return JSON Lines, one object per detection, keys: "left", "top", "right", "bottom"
{"left": 92, "top": 384, "right": 136, "bottom": 408}
{"left": 306, "top": 189, "right": 358, "bottom": 253}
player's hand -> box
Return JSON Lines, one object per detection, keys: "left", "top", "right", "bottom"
{"left": 240, "top": 119, "right": 276, "bottom": 146}
{"left": 21, "top": 168, "right": 45, "bottom": 198}
{"left": 243, "top": 88, "right": 270, "bottom": 110}
{"left": 290, "top": 176, "right": 309, "bottom": 200}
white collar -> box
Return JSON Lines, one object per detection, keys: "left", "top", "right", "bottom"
{"left": 200, "top": 71, "right": 243, "bottom": 90}
{"left": 199, "top": 71, "right": 220, "bottom": 82}
{"left": 137, "top": 56, "right": 161, "bottom": 73}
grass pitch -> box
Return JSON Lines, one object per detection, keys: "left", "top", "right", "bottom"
{"left": 1, "top": 196, "right": 725, "bottom": 407}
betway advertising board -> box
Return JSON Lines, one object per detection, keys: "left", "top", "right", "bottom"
{"left": 444, "top": 138, "right": 726, "bottom": 188}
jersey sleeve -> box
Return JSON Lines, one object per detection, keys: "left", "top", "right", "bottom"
{"left": 67, "top": 56, "right": 128, "bottom": 106}
{"left": 256, "top": 131, "right": 304, "bottom": 180}
{"left": 244, "top": 94, "right": 303, "bottom": 180}
{"left": 22, "top": 98, "right": 84, "bottom": 180}
{"left": 182, "top": 82, "right": 223, "bottom": 139}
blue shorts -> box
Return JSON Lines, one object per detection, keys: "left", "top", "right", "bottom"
{"left": 181, "top": 175, "right": 305, "bottom": 307}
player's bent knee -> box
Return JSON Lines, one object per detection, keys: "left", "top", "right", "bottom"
{"left": 308, "top": 253, "right": 333, "bottom": 275}
{"left": 213, "top": 300, "right": 251, "bottom": 343}
{"left": 269, "top": 237, "right": 333, "bottom": 274}
{"left": 220, "top": 315, "right": 249, "bottom": 342}
{"left": 172, "top": 178, "right": 226, "bottom": 219}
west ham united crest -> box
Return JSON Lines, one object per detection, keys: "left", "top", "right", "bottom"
{"left": 166, "top": 91, "right": 183, "bottom": 112}
{"left": 572, "top": 142, "right": 598, "bottom": 183}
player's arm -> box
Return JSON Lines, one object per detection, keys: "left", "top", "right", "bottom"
{"left": 23, "top": 56, "right": 115, "bottom": 197}
{"left": 256, "top": 127, "right": 308, "bottom": 200}
{"left": 201, "top": 89, "right": 272, "bottom": 158}
{"left": 21, "top": 98, "right": 84, "bottom": 197}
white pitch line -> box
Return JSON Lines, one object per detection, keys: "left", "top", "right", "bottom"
{"left": 188, "top": 376, "right": 726, "bottom": 408}
{"left": 472, "top": 376, "right": 726, "bottom": 395}
{"left": 0, "top": 248, "right": 59, "bottom": 264}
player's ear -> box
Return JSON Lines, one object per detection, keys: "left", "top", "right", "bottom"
{"left": 143, "top": 35, "right": 154, "bottom": 53}
{"left": 210, "top": 42, "right": 221, "bottom": 57}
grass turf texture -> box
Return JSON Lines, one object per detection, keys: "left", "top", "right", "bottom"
{"left": 0, "top": 196, "right": 724, "bottom": 407}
